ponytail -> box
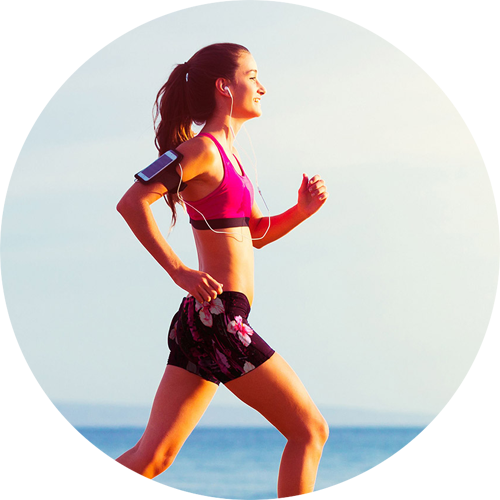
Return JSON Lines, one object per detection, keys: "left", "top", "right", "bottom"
{"left": 153, "top": 63, "right": 193, "bottom": 229}
{"left": 152, "top": 43, "right": 249, "bottom": 229}
{"left": 154, "top": 62, "right": 193, "bottom": 155}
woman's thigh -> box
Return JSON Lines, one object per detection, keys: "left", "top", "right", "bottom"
{"left": 224, "top": 353, "right": 326, "bottom": 440}
{"left": 136, "top": 365, "right": 218, "bottom": 456}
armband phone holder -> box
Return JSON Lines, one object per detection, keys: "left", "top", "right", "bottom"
{"left": 134, "top": 149, "right": 187, "bottom": 192}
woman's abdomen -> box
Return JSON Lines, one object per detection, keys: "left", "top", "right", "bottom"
{"left": 193, "top": 228, "right": 255, "bottom": 305}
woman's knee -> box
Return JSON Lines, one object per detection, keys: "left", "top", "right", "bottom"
{"left": 311, "top": 414, "right": 330, "bottom": 446}
{"left": 287, "top": 413, "right": 329, "bottom": 448}
{"left": 126, "top": 442, "right": 179, "bottom": 478}
{"left": 319, "top": 416, "right": 330, "bottom": 444}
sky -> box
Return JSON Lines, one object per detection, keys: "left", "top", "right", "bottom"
{"left": 1, "top": 1, "right": 498, "bottom": 420}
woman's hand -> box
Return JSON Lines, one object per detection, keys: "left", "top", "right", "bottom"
{"left": 297, "top": 174, "right": 329, "bottom": 218}
{"left": 172, "top": 266, "right": 224, "bottom": 303}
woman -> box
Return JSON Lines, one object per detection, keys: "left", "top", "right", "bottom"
{"left": 115, "top": 43, "right": 329, "bottom": 497}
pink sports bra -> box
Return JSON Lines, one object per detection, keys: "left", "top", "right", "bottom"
{"left": 186, "top": 132, "right": 254, "bottom": 230}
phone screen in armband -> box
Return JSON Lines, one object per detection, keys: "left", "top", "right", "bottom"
{"left": 134, "top": 150, "right": 187, "bottom": 192}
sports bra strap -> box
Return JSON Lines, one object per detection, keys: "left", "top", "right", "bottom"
{"left": 197, "top": 132, "right": 229, "bottom": 162}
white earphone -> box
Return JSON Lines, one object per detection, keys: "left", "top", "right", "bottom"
{"left": 224, "top": 85, "right": 232, "bottom": 97}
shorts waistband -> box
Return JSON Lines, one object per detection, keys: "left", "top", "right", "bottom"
{"left": 186, "top": 290, "right": 251, "bottom": 315}
{"left": 219, "top": 291, "right": 250, "bottom": 312}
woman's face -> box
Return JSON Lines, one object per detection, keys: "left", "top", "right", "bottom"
{"left": 230, "top": 52, "right": 266, "bottom": 119}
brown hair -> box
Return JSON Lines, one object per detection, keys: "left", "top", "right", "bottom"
{"left": 153, "top": 43, "right": 250, "bottom": 227}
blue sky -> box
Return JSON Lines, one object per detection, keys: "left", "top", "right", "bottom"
{"left": 1, "top": 1, "right": 498, "bottom": 420}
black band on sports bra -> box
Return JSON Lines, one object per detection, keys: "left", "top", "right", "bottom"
{"left": 189, "top": 217, "right": 250, "bottom": 230}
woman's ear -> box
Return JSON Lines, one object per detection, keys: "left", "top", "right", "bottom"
{"left": 215, "top": 78, "right": 230, "bottom": 97}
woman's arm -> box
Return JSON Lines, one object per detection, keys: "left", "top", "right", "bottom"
{"left": 116, "top": 181, "right": 186, "bottom": 276}
{"left": 116, "top": 147, "right": 224, "bottom": 303}
{"left": 249, "top": 174, "right": 328, "bottom": 249}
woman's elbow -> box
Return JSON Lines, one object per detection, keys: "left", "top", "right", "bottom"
{"left": 116, "top": 196, "right": 130, "bottom": 216}
{"left": 252, "top": 238, "right": 266, "bottom": 249}
{"left": 116, "top": 194, "right": 141, "bottom": 218}
{"left": 250, "top": 220, "right": 268, "bottom": 249}
{"left": 117, "top": 182, "right": 160, "bottom": 216}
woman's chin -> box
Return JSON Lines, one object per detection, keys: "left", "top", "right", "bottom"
{"left": 251, "top": 108, "right": 263, "bottom": 118}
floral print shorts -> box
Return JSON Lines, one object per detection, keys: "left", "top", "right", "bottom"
{"left": 167, "top": 291, "right": 275, "bottom": 385}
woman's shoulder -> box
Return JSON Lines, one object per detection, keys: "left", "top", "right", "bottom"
{"left": 174, "top": 134, "right": 220, "bottom": 179}
{"left": 176, "top": 134, "right": 219, "bottom": 165}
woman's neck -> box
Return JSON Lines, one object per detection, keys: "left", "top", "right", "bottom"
{"left": 202, "top": 110, "right": 246, "bottom": 149}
